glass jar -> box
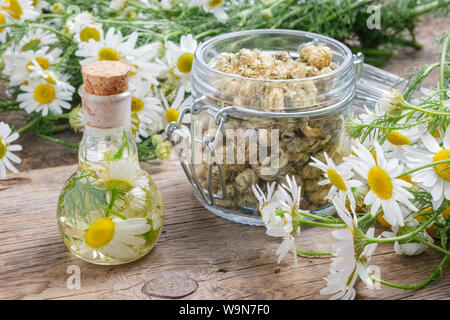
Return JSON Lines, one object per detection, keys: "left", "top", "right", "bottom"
{"left": 57, "top": 86, "right": 164, "bottom": 265}
{"left": 168, "top": 29, "right": 363, "bottom": 226}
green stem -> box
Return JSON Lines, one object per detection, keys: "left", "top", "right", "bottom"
{"left": 105, "top": 189, "right": 118, "bottom": 217}
{"left": 48, "top": 113, "right": 71, "bottom": 120}
{"left": 412, "top": 0, "right": 450, "bottom": 17}
{"left": 40, "top": 124, "right": 71, "bottom": 135}
{"left": 441, "top": 224, "right": 449, "bottom": 249}
{"left": 296, "top": 210, "right": 344, "bottom": 224}
{"left": 296, "top": 249, "right": 332, "bottom": 257}
{"left": 370, "top": 255, "right": 448, "bottom": 291}
{"left": 361, "top": 119, "right": 429, "bottom": 131}
{"left": 297, "top": 217, "right": 346, "bottom": 229}
{"left": 402, "top": 101, "right": 450, "bottom": 116}
{"left": 195, "top": 29, "right": 222, "bottom": 40}
{"left": 439, "top": 32, "right": 449, "bottom": 105}
{"left": 95, "top": 18, "right": 165, "bottom": 26}
{"left": 404, "top": 63, "right": 440, "bottom": 99}
{"left": 105, "top": 208, "right": 127, "bottom": 220}
{"left": 54, "top": 44, "right": 77, "bottom": 72}
{"left": 29, "top": 23, "right": 73, "bottom": 41}
{"left": 365, "top": 210, "right": 441, "bottom": 244}
{"left": 413, "top": 236, "right": 450, "bottom": 255}
{"left": 397, "top": 159, "right": 450, "bottom": 179}
{"left": 16, "top": 117, "right": 40, "bottom": 134}
{"left": 36, "top": 133, "right": 78, "bottom": 148}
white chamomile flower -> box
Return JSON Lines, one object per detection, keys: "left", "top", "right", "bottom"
{"left": 252, "top": 176, "right": 307, "bottom": 265}
{"left": 378, "top": 89, "right": 406, "bottom": 116}
{"left": 17, "top": 78, "right": 72, "bottom": 116}
{"left": 358, "top": 103, "right": 384, "bottom": 125}
{"left": 109, "top": 0, "right": 127, "bottom": 11}
{"left": 96, "top": 157, "right": 142, "bottom": 192}
{"left": 74, "top": 23, "right": 104, "bottom": 43}
{"left": 0, "top": 121, "right": 22, "bottom": 179}
{"left": 383, "top": 123, "right": 421, "bottom": 157}
{"left": 381, "top": 218, "right": 433, "bottom": 256}
{"left": 76, "top": 28, "right": 137, "bottom": 66}
{"left": 31, "top": 0, "right": 49, "bottom": 12}
{"left": 82, "top": 216, "right": 151, "bottom": 261}
{"left": 69, "top": 106, "right": 84, "bottom": 132}
{"left": 346, "top": 141, "right": 417, "bottom": 226}
{"left": 1, "top": 0, "right": 39, "bottom": 22}
{"left": 66, "top": 12, "right": 96, "bottom": 34}
{"left": 130, "top": 80, "right": 165, "bottom": 142}
{"left": 157, "top": 85, "right": 193, "bottom": 125}
{"left": 309, "top": 152, "right": 363, "bottom": 212}
{"left": 65, "top": 12, "right": 104, "bottom": 43}
{"left": 27, "top": 67, "right": 75, "bottom": 93}
{"left": 402, "top": 128, "right": 450, "bottom": 210}
{"left": 320, "top": 198, "right": 378, "bottom": 300}
{"left": 18, "top": 28, "right": 57, "bottom": 52}
{"left": 128, "top": 40, "right": 163, "bottom": 85}
{"left": 2, "top": 46, "right": 62, "bottom": 86}
{"left": 188, "top": 0, "right": 228, "bottom": 23}
{"left": 163, "top": 34, "right": 197, "bottom": 92}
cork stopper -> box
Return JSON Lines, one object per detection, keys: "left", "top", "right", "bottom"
{"left": 81, "top": 61, "right": 130, "bottom": 96}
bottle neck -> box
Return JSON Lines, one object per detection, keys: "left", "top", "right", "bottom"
{"left": 78, "top": 86, "right": 137, "bottom": 166}
{"left": 79, "top": 124, "right": 138, "bottom": 165}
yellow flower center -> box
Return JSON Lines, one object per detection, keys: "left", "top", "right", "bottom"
{"left": 367, "top": 166, "right": 393, "bottom": 200}
{"left": 0, "top": 138, "right": 6, "bottom": 159}
{"left": 5, "top": 0, "right": 23, "bottom": 19}
{"left": 33, "top": 83, "right": 55, "bottom": 104}
{"left": 377, "top": 213, "right": 391, "bottom": 228}
{"left": 0, "top": 13, "right": 5, "bottom": 32}
{"left": 428, "top": 124, "right": 441, "bottom": 138}
{"left": 84, "top": 217, "right": 115, "bottom": 249}
{"left": 398, "top": 174, "right": 413, "bottom": 184}
{"left": 433, "top": 149, "right": 450, "bottom": 181}
{"left": 327, "top": 168, "right": 347, "bottom": 191}
{"left": 103, "top": 179, "right": 133, "bottom": 192}
{"left": 209, "top": 0, "right": 223, "bottom": 8}
{"left": 346, "top": 226, "right": 353, "bottom": 234}
{"left": 131, "top": 113, "right": 139, "bottom": 135}
{"left": 131, "top": 96, "right": 144, "bottom": 113}
{"left": 176, "top": 53, "right": 194, "bottom": 74}
{"left": 168, "top": 67, "right": 180, "bottom": 80}
{"left": 98, "top": 48, "right": 120, "bottom": 61}
{"left": 129, "top": 64, "right": 138, "bottom": 77}
{"left": 387, "top": 130, "right": 411, "bottom": 146}
{"left": 165, "top": 108, "right": 179, "bottom": 123}
{"left": 27, "top": 56, "right": 50, "bottom": 72}
{"left": 79, "top": 26, "right": 100, "bottom": 42}
{"left": 45, "top": 76, "right": 56, "bottom": 84}
{"left": 32, "top": 0, "right": 38, "bottom": 6}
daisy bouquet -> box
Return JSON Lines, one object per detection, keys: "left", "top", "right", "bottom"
{"left": 0, "top": 0, "right": 449, "bottom": 179}
{"left": 253, "top": 32, "right": 450, "bottom": 299}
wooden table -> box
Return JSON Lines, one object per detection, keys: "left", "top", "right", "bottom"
{"left": 0, "top": 162, "right": 448, "bottom": 300}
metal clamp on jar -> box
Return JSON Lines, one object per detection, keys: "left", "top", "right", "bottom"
{"left": 167, "top": 29, "right": 364, "bottom": 226}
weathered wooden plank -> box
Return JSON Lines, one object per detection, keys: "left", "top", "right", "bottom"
{"left": 0, "top": 162, "right": 448, "bottom": 300}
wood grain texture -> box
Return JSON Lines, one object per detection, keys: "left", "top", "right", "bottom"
{"left": 0, "top": 162, "right": 448, "bottom": 300}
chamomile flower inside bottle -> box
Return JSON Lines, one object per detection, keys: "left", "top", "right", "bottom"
{"left": 57, "top": 61, "right": 164, "bottom": 265}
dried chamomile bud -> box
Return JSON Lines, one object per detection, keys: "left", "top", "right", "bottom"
{"left": 300, "top": 44, "right": 333, "bottom": 70}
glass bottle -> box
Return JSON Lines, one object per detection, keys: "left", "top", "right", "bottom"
{"left": 57, "top": 61, "right": 164, "bottom": 265}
